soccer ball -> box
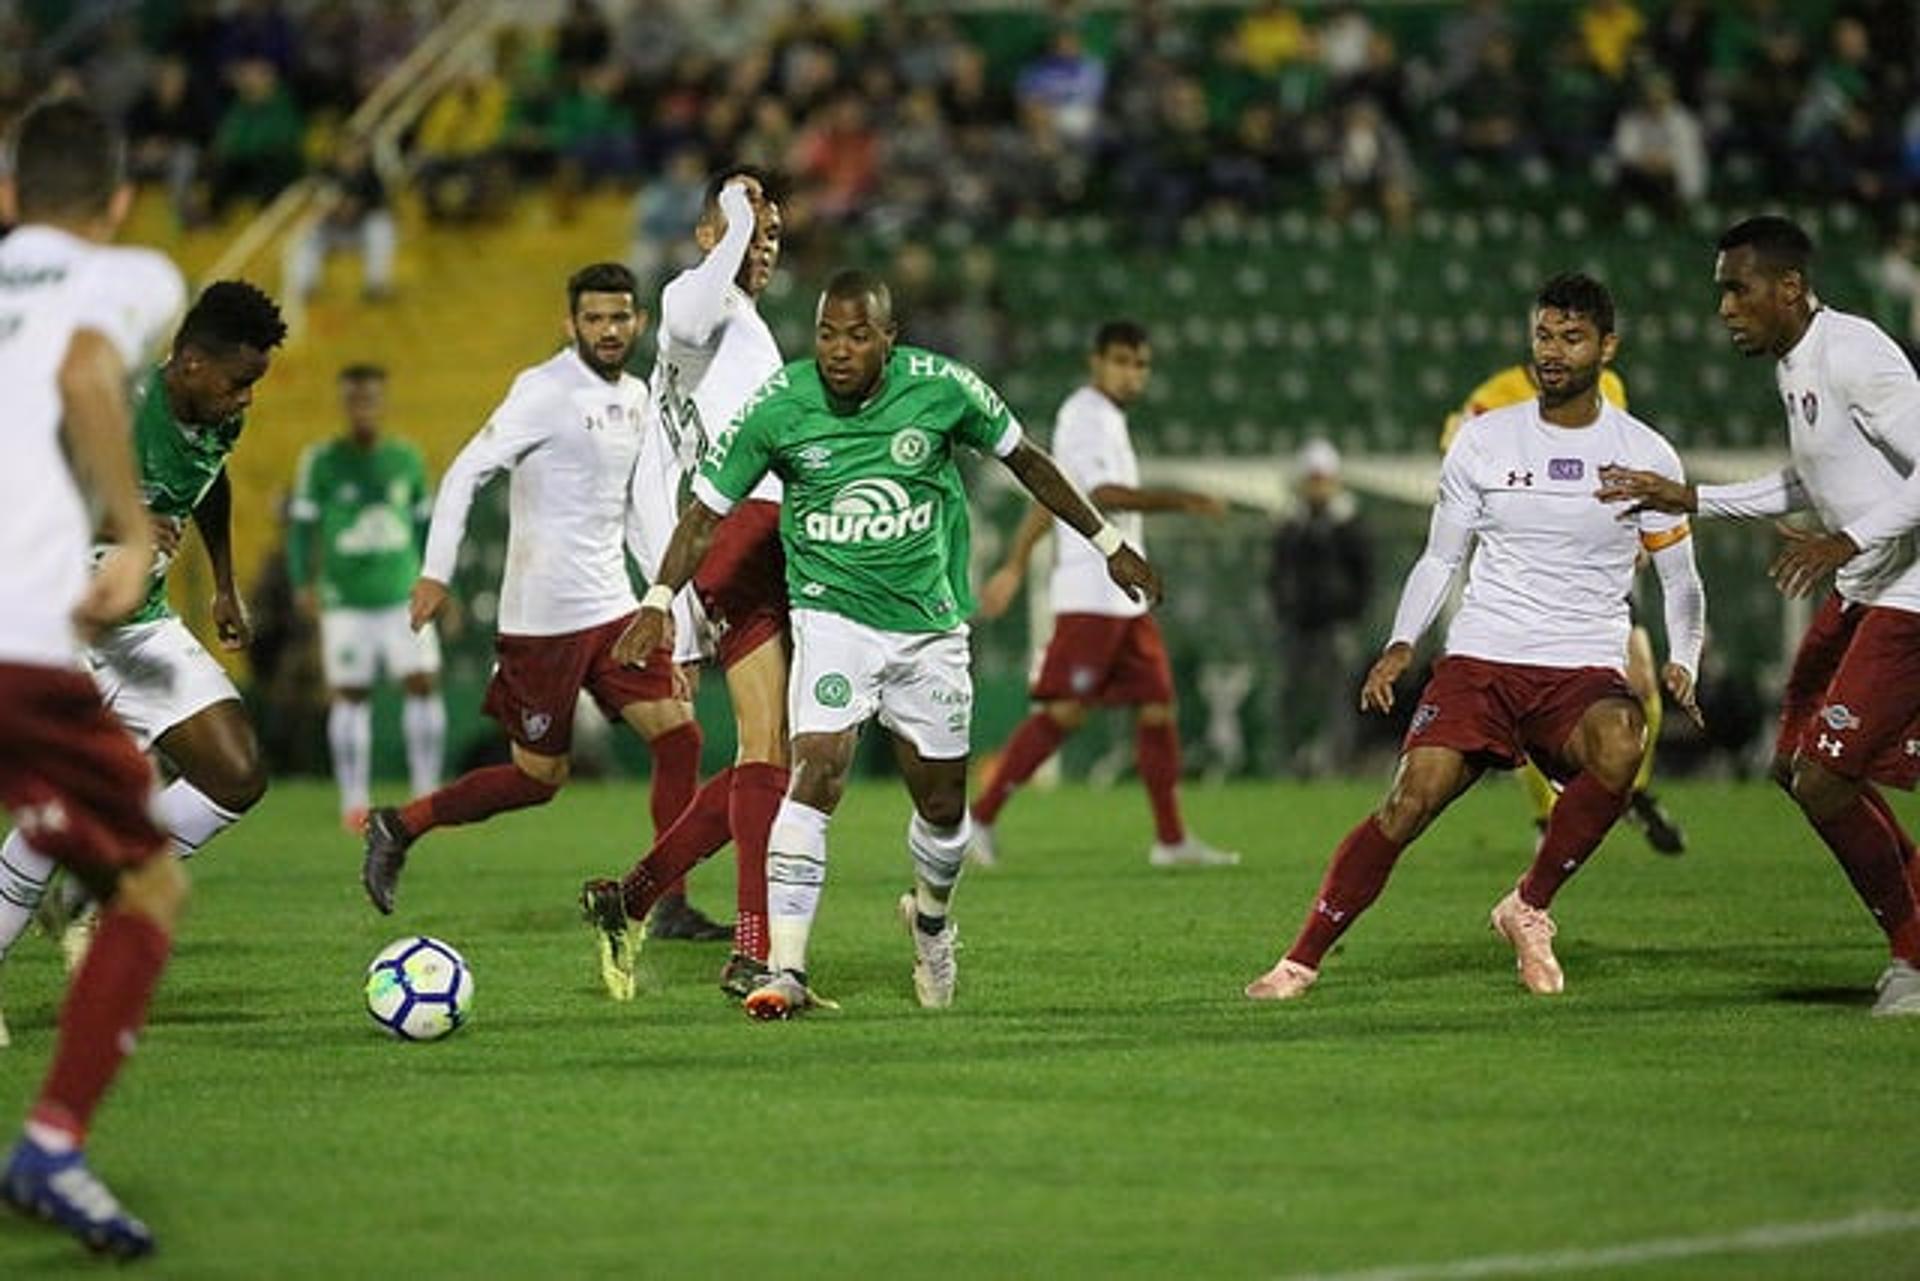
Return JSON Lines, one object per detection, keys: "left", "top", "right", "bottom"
{"left": 364, "top": 936, "right": 473, "bottom": 1041}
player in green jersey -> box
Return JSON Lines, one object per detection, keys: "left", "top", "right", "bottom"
{"left": 0, "top": 281, "right": 285, "bottom": 971}
{"left": 289, "top": 364, "right": 445, "bottom": 831}
{"left": 616, "top": 270, "right": 1160, "bottom": 1018}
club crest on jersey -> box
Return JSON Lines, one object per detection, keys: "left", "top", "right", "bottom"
{"left": 889, "top": 427, "right": 932, "bottom": 467}
{"left": 1548, "top": 458, "right": 1583, "bottom": 481}
{"left": 1819, "top": 703, "right": 1861, "bottom": 732}
{"left": 814, "top": 672, "right": 852, "bottom": 709}
{"left": 1801, "top": 392, "right": 1818, "bottom": 425}
{"left": 1506, "top": 469, "right": 1533, "bottom": 487}
{"left": 521, "top": 710, "right": 552, "bottom": 741}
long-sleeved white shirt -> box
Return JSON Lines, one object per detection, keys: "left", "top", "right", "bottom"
{"left": 1697, "top": 307, "right": 1920, "bottom": 613}
{"left": 1391, "top": 398, "right": 1704, "bottom": 677}
{"left": 0, "top": 226, "right": 185, "bottom": 667}
{"left": 1047, "top": 385, "right": 1147, "bottom": 618}
{"left": 424, "top": 348, "right": 648, "bottom": 637}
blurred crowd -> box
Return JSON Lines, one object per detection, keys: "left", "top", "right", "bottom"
{"left": 14, "top": 1, "right": 1918, "bottom": 252}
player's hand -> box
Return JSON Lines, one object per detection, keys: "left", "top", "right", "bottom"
{"left": 1185, "top": 493, "right": 1229, "bottom": 519}
{"left": 74, "top": 542, "right": 155, "bottom": 639}
{"left": 1663, "top": 662, "right": 1705, "bottom": 731}
{"left": 1770, "top": 523, "right": 1857, "bottom": 599}
{"left": 613, "top": 608, "right": 672, "bottom": 667}
{"left": 1360, "top": 642, "right": 1413, "bottom": 714}
{"left": 409, "top": 577, "right": 450, "bottom": 631}
{"left": 975, "top": 565, "right": 1023, "bottom": 620}
{"left": 1106, "top": 545, "right": 1162, "bottom": 606}
{"left": 211, "top": 588, "right": 251, "bottom": 651}
{"left": 1596, "top": 466, "right": 1696, "bottom": 516}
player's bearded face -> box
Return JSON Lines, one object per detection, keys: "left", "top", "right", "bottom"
{"left": 571, "top": 291, "right": 641, "bottom": 377}
{"left": 1530, "top": 307, "right": 1610, "bottom": 407}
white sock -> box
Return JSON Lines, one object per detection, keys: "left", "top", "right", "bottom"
{"left": 0, "top": 829, "right": 56, "bottom": 961}
{"left": 402, "top": 693, "right": 446, "bottom": 797}
{"left": 158, "top": 778, "right": 243, "bottom": 859}
{"left": 328, "top": 698, "right": 373, "bottom": 817}
{"left": 909, "top": 811, "right": 970, "bottom": 922}
{"left": 766, "top": 799, "right": 831, "bottom": 976}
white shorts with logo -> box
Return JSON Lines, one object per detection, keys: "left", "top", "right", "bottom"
{"left": 88, "top": 617, "right": 241, "bottom": 750}
{"left": 788, "top": 608, "right": 973, "bottom": 760}
{"left": 320, "top": 604, "right": 442, "bottom": 688}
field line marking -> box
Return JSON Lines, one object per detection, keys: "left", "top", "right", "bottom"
{"left": 1281, "top": 1207, "right": 1920, "bottom": 1281}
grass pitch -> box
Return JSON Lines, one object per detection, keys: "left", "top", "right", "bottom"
{"left": 3, "top": 777, "right": 1919, "bottom": 1279}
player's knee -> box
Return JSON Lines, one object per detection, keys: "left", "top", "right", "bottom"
{"left": 1136, "top": 703, "right": 1174, "bottom": 728}
{"left": 916, "top": 786, "right": 967, "bottom": 830}
{"left": 1585, "top": 733, "right": 1644, "bottom": 792}
{"left": 1044, "top": 700, "right": 1087, "bottom": 732}
{"left": 1376, "top": 783, "right": 1439, "bottom": 843}
{"left": 1789, "top": 759, "right": 1856, "bottom": 818}
{"left": 515, "top": 755, "right": 569, "bottom": 790}
{"left": 734, "top": 713, "right": 789, "bottom": 766}
{"left": 202, "top": 760, "right": 269, "bottom": 815}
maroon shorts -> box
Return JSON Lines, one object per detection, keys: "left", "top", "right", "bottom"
{"left": 1030, "top": 612, "right": 1176, "bottom": 705}
{"left": 482, "top": 613, "right": 674, "bottom": 753}
{"left": 0, "top": 664, "right": 164, "bottom": 869}
{"left": 693, "top": 498, "right": 788, "bottom": 670}
{"left": 1403, "top": 655, "right": 1637, "bottom": 779}
{"left": 1775, "top": 595, "right": 1920, "bottom": 788}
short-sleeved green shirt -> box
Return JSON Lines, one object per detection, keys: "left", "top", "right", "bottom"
{"left": 111, "top": 364, "right": 244, "bottom": 626}
{"left": 288, "top": 437, "right": 431, "bottom": 609}
{"left": 695, "top": 346, "right": 1022, "bottom": 634}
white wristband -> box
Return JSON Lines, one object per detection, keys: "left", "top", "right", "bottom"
{"left": 1090, "top": 523, "right": 1124, "bottom": 557}
{"left": 641, "top": 583, "right": 674, "bottom": 612}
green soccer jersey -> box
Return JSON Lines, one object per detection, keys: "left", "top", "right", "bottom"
{"left": 288, "top": 437, "right": 431, "bottom": 609}
{"left": 113, "top": 364, "right": 245, "bottom": 626}
{"left": 697, "top": 346, "right": 1023, "bottom": 633}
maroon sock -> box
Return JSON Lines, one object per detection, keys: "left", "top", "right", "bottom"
{"left": 1862, "top": 785, "right": 1919, "bottom": 866}
{"left": 648, "top": 722, "right": 703, "bottom": 899}
{"left": 972, "top": 713, "right": 1066, "bottom": 825}
{"left": 400, "top": 763, "right": 558, "bottom": 837}
{"left": 730, "top": 762, "right": 786, "bottom": 961}
{"left": 1518, "top": 772, "right": 1632, "bottom": 909}
{"left": 1136, "top": 720, "right": 1185, "bottom": 845}
{"left": 31, "top": 908, "right": 171, "bottom": 1144}
{"left": 1285, "top": 816, "right": 1406, "bottom": 968}
{"left": 1809, "top": 794, "right": 1920, "bottom": 961}
{"left": 620, "top": 767, "right": 733, "bottom": 922}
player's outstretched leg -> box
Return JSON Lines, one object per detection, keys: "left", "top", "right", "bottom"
{"left": 578, "top": 878, "right": 637, "bottom": 1001}
{"left": 364, "top": 759, "right": 562, "bottom": 913}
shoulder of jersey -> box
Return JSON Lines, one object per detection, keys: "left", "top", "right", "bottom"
{"left": 1823, "top": 307, "right": 1905, "bottom": 360}
{"left": 78, "top": 246, "right": 187, "bottom": 366}
{"left": 1463, "top": 398, "right": 1533, "bottom": 436}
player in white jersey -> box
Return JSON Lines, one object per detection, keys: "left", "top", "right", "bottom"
{"left": 970, "top": 320, "right": 1238, "bottom": 868}
{"left": 592, "top": 166, "right": 786, "bottom": 971}
{"left": 1599, "top": 216, "right": 1920, "bottom": 1016}
{"left": 360, "top": 263, "right": 704, "bottom": 915}
{"left": 1247, "top": 274, "right": 1706, "bottom": 1002}
{"left": 0, "top": 97, "right": 185, "bottom": 1260}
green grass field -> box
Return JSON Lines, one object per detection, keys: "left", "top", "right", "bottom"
{"left": 4, "top": 777, "right": 1920, "bottom": 1279}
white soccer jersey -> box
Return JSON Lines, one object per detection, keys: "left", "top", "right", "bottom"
{"left": 1047, "top": 385, "right": 1147, "bottom": 618}
{"left": 423, "top": 348, "right": 648, "bottom": 637}
{"left": 1405, "top": 399, "right": 1692, "bottom": 671}
{"left": 0, "top": 226, "right": 185, "bottom": 667}
{"left": 1698, "top": 308, "right": 1920, "bottom": 613}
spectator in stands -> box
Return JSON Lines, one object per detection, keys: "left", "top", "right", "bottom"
{"left": 217, "top": 0, "right": 297, "bottom": 80}
{"left": 127, "top": 55, "right": 212, "bottom": 228}
{"left": 1433, "top": 0, "right": 1513, "bottom": 96}
{"left": 551, "top": 63, "right": 638, "bottom": 219}
{"left": 1269, "top": 440, "right": 1372, "bottom": 777}
{"left": 1578, "top": 0, "right": 1645, "bottom": 81}
{"left": 1651, "top": 0, "right": 1715, "bottom": 107}
{"left": 1793, "top": 16, "right": 1893, "bottom": 204}
{"left": 792, "top": 91, "right": 878, "bottom": 224}
{"left": 629, "top": 146, "right": 707, "bottom": 289}
{"left": 1321, "top": 97, "right": 1413, "bottom": 229}
{"left": 82, "top": 16, "right": 154, "bottom": 122}
{"left": 413, "top": 64, "right": 511, "bottom": 223}
{"left": 556, "top": 0, "right": 615, "bottom": 86}
{"left": 1016, "top": 24, "right": 1107, "bottom": 150}
{"left": 1539, "top": 33, "right": 1615, "bottom": 176}
{"left": 618, "top": 0, "right": 689, "bottom": 92}
{"left": 1121, "top": 74, "right": 1212, "bottom": 241}
{"left": 1442, "top": 33, "right": 1534, "bottom": 167}
{"left": 1610, "top": 72, "right": 1708, "bottom": 212}
{"left": 1713, "top": 1, "right": 1806, "bottom": 193}
{"left": 289, "top": 135, "right": 396, "bottom": 304}
{"left": 1317, "top": 3, "right": 1376, "bottom": 94}
{"left": 1231, "top": 0, "right": 1315, "bottom": 76}
{"left": 208, "top": 58, "right": 304, "bottom": 214}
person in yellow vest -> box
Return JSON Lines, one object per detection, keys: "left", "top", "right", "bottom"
{"left": 1443, "top": 362, "right": 1686, "bottom": 854}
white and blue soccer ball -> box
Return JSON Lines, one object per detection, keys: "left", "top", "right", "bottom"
{"left": 365, "top": 936, "right": 473, "bottom": 1041}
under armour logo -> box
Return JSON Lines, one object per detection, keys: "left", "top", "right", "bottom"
{"left": 1507, "top": 470, "right": 1533, "bottom": 487}
{"left": 1816, "top": 734, "right": 1844, "bottom": 759}
{"left": 1314, "top": 897, "right": 1348, "bottom": 924}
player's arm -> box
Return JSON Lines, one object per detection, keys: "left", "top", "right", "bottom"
{"left": 976, "top": 500, "right": 1052, "bottom": 621}
{"left": 414, "top": 395, "right": 548, "bottom": 629}
{"left": 665, "top": 182, "right": 756, "bottom": 346}
{"left": 1596, "top": 463, "right": 1806, "bottom": 519}
{"left": 1000, "top": 439, "right": 1160, "bottom": 605}
{"left": 1087, "top": 483, "right": 1227, "bottom": 516}
{"left": 1648, "top": 531, "right": 1706, "bottom": 727}
{"left": 1363, "top": 437, "right": 1480, "bottom": 714}
{"left": 193, "top": 468, "right": 250, "bottom": 650}
{"left": 59, "top": 328, "right": 154, "bottom": 632}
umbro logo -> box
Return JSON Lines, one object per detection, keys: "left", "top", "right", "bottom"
{"left": 1507, "top": 470, "right": 1533, "bottom": 487}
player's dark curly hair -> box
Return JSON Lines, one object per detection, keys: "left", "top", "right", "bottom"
{"left": 1093, "top": 319, "right": 1149, "bottom": 353}
{"left": 1718, "top": 215, "right": 1814, "bottom": 283}
{"left": 9, "top": 96, "right": 122, "bottom": 220}
{"left": 704, "top": 163, "right": 783, "bottom": 212}
{"left": 567, "top": 262, "right": 637, "bottom": 314}
{"left": 175, "top": 280, "right": 287, "bottom": 357}
{"left": 1534, "top": 272, "right": 1615, "bottom": 336}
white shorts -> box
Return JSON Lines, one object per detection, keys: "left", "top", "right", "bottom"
{"left": 788, "top": 608, "right": 973, "bottom": 760}
{"left": 320, "top": 605, "right": 442, "bottom": 688}
{"left": 88, "top": 617, "right": 242, "bottom": 750}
